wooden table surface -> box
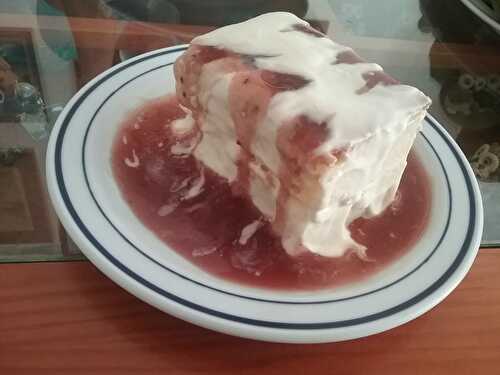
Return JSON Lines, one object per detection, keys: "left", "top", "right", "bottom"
{"left": 1, "top": 249, "right": 499, "bottom": 374}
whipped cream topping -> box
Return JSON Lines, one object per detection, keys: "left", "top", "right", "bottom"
{"left": 239, "top": 219, "right": 263, "bottom": 245}
{"left": 124, "top": 149, "right": 140, "bottom": 168}
{"left": 193, "top": 12, "right": 430, "bottom": 151}
{"left": 178, "top": 12, "right": 431, "bottom": 257}
{"left": 170, "top": 111, "right": 195, "bottom": 135}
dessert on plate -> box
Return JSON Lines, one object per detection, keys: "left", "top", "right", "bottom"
{"left": 173, "top": 12, "right": 431, "bottom": 258}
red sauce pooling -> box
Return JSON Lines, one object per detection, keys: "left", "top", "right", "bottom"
{"left": 113, "top": 96, "right": 431, "bottom": 291}
{"left": 260, "top": 70, "right": 310, "bottom": 91}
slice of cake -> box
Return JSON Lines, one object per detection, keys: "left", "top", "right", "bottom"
{"left": 173, "top": 12, "right": 431, "bottom": 257}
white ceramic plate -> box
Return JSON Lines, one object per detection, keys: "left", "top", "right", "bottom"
{"left": 46, "top": 45, "right": 483, "bottom": 343}
{"left": 460, "top": 0, "right": 500, "bottom": 34}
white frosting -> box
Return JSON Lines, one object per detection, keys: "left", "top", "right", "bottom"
{"left": 170, "top": 136, "right": 198, "bottom": 156}
{"left": 157, "top": 203, "right": 178, "bottom": 217}
{"left": 124, "top": 149, "right": 140, "bottom": 168}
{"left": 170, "top": 111, "right": 195, "bottom": 135}
{"left": 181, "top": 168, "right": 205, "bottom": 200}
{"left": 192, "top": 246, "right": 217, "bottom": 257}
{"left": 194, "top": 12, "right": 430, "bottom": 150}
{"left": 285, "top": 115, "right": 424, "bottom": 256}
{"left": 249, "top": 161, "right": 280, "bottom": 218}
{"left": 179, "top": 12, "right": 430, "bottom": 257}
{"left": 193, "top": 73, "right": 240, "bottom": 181}
{"left": 239, "top": 220, "right": 263, "bottom": 245}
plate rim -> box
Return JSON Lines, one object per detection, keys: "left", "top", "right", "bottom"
{"left": 46, "top": 45, "right": 483, "bottom": 342}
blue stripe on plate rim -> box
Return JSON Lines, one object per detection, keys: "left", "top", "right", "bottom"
{"left": 53, "top": 46, "right": 478, "bottom": 329}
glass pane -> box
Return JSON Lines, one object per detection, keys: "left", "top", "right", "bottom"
{"left": 0, "top": 0, "right": 498, "bottom": 262}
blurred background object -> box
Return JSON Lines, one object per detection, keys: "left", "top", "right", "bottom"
{"left": 459, "top": 0, "right": 500, "bottom": 34}
{"left": 419, "top": 0, "right": 500, "bottom": 244}
{"left": 100, "top": 0, "right": 307, "bottom": 25}
{"left": 420, "top": 0, "right": 500, "bottom": 139}
{"left": 0, "top": 57, "right": 18, "bottom": 97}
{"left": 1, "top": 0, "right": 500, "bottom": 258}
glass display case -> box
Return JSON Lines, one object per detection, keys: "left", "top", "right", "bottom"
{"left": 1, "top": 0, "right": 499, "bottom": 262}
